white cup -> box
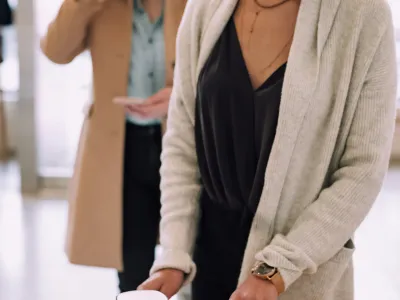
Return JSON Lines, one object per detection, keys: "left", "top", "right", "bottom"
{"left": 117, "top": 291, "right": 167, "bottom": 300}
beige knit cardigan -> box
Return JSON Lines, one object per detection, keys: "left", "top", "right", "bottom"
{"left": 151, "top": 0, "right": 398, "bottom": 299}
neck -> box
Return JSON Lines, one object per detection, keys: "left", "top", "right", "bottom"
{"left": 141, "top": 0, "right": 163, "bottom": 23}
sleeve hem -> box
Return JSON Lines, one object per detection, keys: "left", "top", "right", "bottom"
{"left": 254, "top": 235, "right": 310, "bottom": 290}
{"left": 254, "top": 250, "right": 303, "bottom": 290}
{"left": 150, "top": 250, "right": 197, "bottom": 286}
{"left": 276, "top": 268, "right": 302, "bottom": 290}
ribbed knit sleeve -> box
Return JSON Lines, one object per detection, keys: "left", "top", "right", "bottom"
{"left": 150, "top": 0, "right": 202, "bottom": 284}
{"left": 255, "top": 17, "right": 398, "bottom": 290}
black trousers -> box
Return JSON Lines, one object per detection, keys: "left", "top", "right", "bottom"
{"left": 118, "top": 121, "right": 162, "bottom": 292}
{"left": 0, "top": 0, "right": 12, "bottom": 26}
{"left": 192, "top": 192, "right": 255, "bottom": 300}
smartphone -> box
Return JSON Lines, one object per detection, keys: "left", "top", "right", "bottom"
{"left": 117, "top": 291, "right": 167, "bottom": 300}
{"left": 113, "top": 97, "right": 146, "bottom": 106}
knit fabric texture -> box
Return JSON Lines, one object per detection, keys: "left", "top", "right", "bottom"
{"left": 151, "top": 0, "right": 398, "bottom": 299}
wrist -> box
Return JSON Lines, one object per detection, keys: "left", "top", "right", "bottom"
{"left": 251, "top": 273, "right": 277, "bottom": 290}
{"left": 251, "top": 262, "right": 285, "bottom": 294}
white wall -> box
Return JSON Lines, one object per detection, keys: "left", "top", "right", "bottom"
{"left": 3, "top": 98, "right": 17, "bottom": 150}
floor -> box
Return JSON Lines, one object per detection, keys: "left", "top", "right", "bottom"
{"left": 0, "top": 162, "right": 118, "bottom": 300}
{"left": 0, "top": 162, "right": 190, "bottom": 300}
{"left": 0, "top": 162, "right": 400, "bottom": 300}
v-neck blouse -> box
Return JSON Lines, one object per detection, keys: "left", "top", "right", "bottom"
{"left": 195, "top": 17, "right": 286, "bottom": 213}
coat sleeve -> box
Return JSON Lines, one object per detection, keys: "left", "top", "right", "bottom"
{"left": 150, "top": 0, "right": 202, "bottom": 284}
{"left": 255, "top": 14, "right": 398, "bottom": 291}
{"left": 40, "top": 0, "right": 101, "bottom": 64}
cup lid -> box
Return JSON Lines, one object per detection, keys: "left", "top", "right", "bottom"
{"left": 117, "top": 291, "right": 167, "bottom": 300}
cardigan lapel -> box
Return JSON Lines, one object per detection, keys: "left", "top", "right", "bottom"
{"left": 317, "top": 0, "right": 342, "bottom": 57}
{"left": 263, "top": 0, "right": 343, "bottom": 204}
{"left": 196, "top": 0, "right": 238, "bottom": 80}
{"left": 240, "top": 0, "right": 327, "bottom": 282}
{"left": 262, "top": 0, "right": 321, "bottom": 190}
{"left": 164, "top": 0, "right": 187, "bottom": 86}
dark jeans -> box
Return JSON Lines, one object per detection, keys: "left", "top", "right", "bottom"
{"left": 118, "top": 121, "right": 162, "bottom": 292}
{"left": 192, "top": 192, "right": 254, "bottom": 300}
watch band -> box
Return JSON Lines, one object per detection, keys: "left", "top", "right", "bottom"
{"left": 251, "top": 262, "right": 285, "bottom": 294}
{"left": 270, "top": 271, "right": 285, "bottom": 294}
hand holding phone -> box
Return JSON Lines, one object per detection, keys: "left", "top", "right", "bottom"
{"left": 113, "top": 87, "right": 171, "bottom": 120}
{"left": 113, "top": 97, "right": 146, "bottom": 106}
{"left": 113, "top": 96, "right": 149, "bottom": 120}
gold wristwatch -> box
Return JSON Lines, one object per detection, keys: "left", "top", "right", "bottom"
{"left": 251, "top": 262, "right": 285, "bottom": 294}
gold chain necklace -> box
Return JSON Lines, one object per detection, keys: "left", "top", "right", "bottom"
{"left": 239, "top": 0, "right": 294, "bottom": 73}
{"left": 249, "top": 0, "right": 292, "bottom": 34}
{"left": 254, "top": 0, "right": 292, "bottom": 9}
{"left": 259, "top": 33, "right": 293, "bottom": 73}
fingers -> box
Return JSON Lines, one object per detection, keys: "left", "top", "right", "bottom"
{"left": 143, "top": 87, "right": 171, "bottom": 106}
{"left": 132, "top": 105, "right": 155, "bottom": 116}
{"left": 114, "top": 97, "right": 167, "bottom": 119}
{"left": 159, "top": 283, "right": 180, "bottom": 299}
{"left": 113, "top": 97, "right": 145, "bottom": 106}
{"left": 113, "top": 97, "right": 128, "bottom": 105}
{"left": 137, "top": 276, "right": 163, "bottom": 291}
{"left": 133, "top": 103, "right": 166, "bottom": 119}
{"left": 229, "top": 291, "right": 240, "bottom": 300}
{"left": 141, "top": 94, "right": 162, "bottom": 106}
{"left": 124, "top": 106, "right": 151, "bottom": 118}
{"left": 124, "top": 106, "right": 139, "bottom": 115}
{"left": 137, "top": 276, "right": 178, "bottom": 299}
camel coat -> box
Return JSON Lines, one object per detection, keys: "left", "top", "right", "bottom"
{"left": 41, "top": 0, "right": 187, "bottom": 271}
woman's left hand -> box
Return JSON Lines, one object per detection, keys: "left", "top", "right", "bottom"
{"left": 229, "top": 275, "right": 278, "bottom": 300}
{"left": 130, "top": 87, "right": 172, "bottom": 119}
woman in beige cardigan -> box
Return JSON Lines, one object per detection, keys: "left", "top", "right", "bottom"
{"left": 139, "top": 0, "right": 398, "bottom": 299}
{"left": 41, "top": 0, "right": 187, "bottom": 292}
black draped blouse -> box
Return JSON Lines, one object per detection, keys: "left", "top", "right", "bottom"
{"left": 195, "top": 17, "right": 286, "bottom": 213}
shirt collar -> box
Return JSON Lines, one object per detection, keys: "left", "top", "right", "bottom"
{"left": 134, "top": 0, "right": 164, "bottom": 24}
{"left": 134, "top": 0, "right": 145, "bottom": 14}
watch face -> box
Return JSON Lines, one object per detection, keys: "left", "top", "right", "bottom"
{"left": 257, "top": 263, "right": 274, "bottom": 275}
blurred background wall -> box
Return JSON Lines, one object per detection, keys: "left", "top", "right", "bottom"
{"left": 1, "top": 0, "right": 399, "bottom": 192}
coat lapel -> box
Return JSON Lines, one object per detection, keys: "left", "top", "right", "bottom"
{"left": 164, "top": 0, "right": 187, "bottom": 86}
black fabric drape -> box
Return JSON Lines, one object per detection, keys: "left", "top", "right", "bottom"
{"left": 0, "top": 0, "right": 13, "bottom": 26}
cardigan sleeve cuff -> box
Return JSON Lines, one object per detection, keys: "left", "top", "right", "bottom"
{"left": 254, "top": 250, "right": 303, "bottom": 291}
{"left": 254, "top": 234, "right": 317, "bottom": 290}
{"left": 275, "top": 267, "right": 302, "bottom": 291}
{"left": 150, "top": 249, "right": 197, "bottom": 286}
